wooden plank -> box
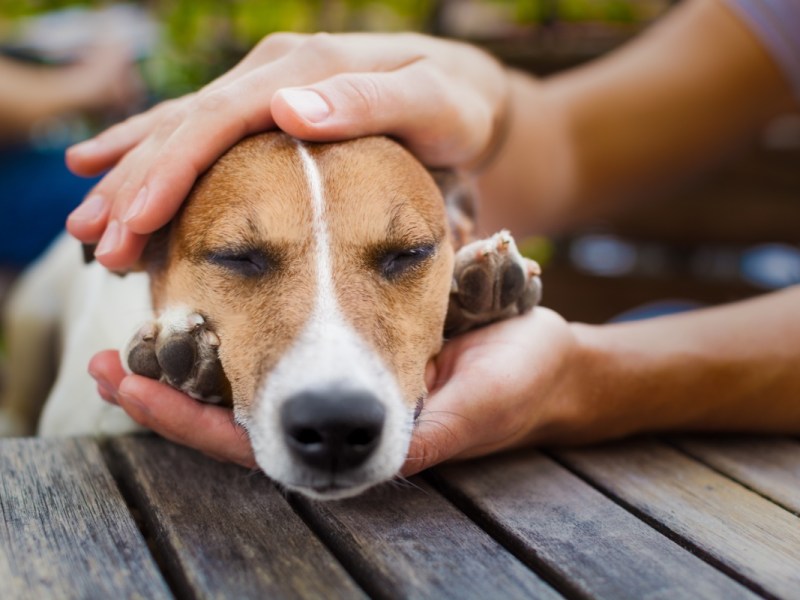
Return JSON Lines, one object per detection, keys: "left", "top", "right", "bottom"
{"left": 108, "top": 435, "right": 365, "bottom": 600}
{"left": 293, "top": 478, "right": 560, "bottom": 600}
{"left": 0, "top": 438, "right": 171, "bottom": 599}
{"left": 671, "top": 435, "right": 800, "bottom": 515}
{"left": 432, "top": 449, "right": 755, "bottom": 600}
{"left": 555, "top": 439, "right": 800, "bottom": 598}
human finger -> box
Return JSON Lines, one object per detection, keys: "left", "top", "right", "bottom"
{"left": 400, "top": 361, "right": 488, "bottom": 477}
{"left": 88, "top": 349, "right": 128, "bottom": 403}
{"left": 117, "top": 375, "right": 256, "bottom": 468}
{"left": 65, "top": 33, "right": 306, "bottom": 177}
{"left": 67, "top": 99, "right": 187, "bottom": 176}
{"left": 272, "top": 60, "right": 494, "bottom": 167}
{"left": 88, "top": 350, "right": 256, "bottom": 468}
{"left": 112, "top": 34, "right": 433, "bottom": 238}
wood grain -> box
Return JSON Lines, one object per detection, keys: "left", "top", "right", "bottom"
{"left": 671, "top": 435, "right": 800, "bottom": 515}
{"left": 293, "top": 477, "right": 560, "bottom": 600}
{"left": 432, "top": 449, "right": 756, "bottom": 600}
{"left": 108, "top": 435, "right": 364, "bottom": 600}
{"left": 0, "top": 438, "right": 171, "bottom": 599}
{"left": 556, "top": 439, "right": 800, "bottom": 598}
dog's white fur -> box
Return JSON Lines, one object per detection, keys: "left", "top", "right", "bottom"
{"left": 248, "top": 144, "right": 411, "bottom": 499}
{"left": 1, "top": 234, "right": 149, "bottom": 437}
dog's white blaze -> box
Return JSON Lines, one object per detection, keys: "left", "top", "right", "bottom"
{"left": 297, "top": 144, "right": 336, "bottom": 320}
{"left": 247, "top": 142, "right": 411, "bottom": 499}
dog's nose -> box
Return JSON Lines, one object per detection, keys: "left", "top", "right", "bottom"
{"left": 281, "top": 390, "right": 386, "bottom": 472}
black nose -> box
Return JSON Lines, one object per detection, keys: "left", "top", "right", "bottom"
{"left": 281, "top": 389, "right": 386, "bottom": 472}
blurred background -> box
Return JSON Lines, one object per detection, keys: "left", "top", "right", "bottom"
{"left": 0, "top": 0, "right": 798, "bottom": 324}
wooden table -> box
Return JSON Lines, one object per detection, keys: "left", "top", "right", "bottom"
{"left": 1, "top": 434, "right": 799, "bottom": 599}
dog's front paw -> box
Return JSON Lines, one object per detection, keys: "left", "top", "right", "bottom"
{"left": 445, "top": 230, "right": 542, "bottom": 336}
{"left": 125, "top": 308, "right": 229, "bottom": 404}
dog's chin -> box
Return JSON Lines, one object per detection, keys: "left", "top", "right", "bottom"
{"left": 286, "top": 479, "right": 382, "bottom": 501}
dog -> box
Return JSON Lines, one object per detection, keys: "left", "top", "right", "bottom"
{"left": 0, "top": 132, "right": 541, "bottom": 499}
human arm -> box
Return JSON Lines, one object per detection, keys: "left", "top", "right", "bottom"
{"left": 88, "top": 286, "right": 800, "bottom": 474}
{"left": 0, "top": 50, "right": 142, "bottom": 142}
{"left": 474, "top": 0, "right": 797, "bottom": 234}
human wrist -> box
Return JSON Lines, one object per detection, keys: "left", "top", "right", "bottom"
{"left": 566, "top": 321, "right": 653, "bottom": 442}
{"left": 473, "top": 70, "right": 577, "bottom": 235}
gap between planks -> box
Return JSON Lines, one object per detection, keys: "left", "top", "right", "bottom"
{"left": 549, "top": 438, "right": 800, "bottom": 599}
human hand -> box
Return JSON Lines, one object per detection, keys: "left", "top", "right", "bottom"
{"left": 402, "top": 307, "right": 587, "bottom": 476}
{"left": 65, "top": 32, "right": 508, "bottom": 270}
{"left": 88, "top": 308, "right": 590, "bottom": 477}
{"left": 88, "top": 350, "right": 256, "bottom": 468}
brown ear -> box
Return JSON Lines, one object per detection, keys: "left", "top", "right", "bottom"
{"left": 429, "top": 169, "right": 477, "bottom": 250}
{"left": 137, "top": 224, "right": 172, "bottom": 276}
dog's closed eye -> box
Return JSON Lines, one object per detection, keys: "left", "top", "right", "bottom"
{"left": 207, "top": 248, "right": 273, "bottom": 277}
{"left": 376, "top": 244, "right": 436, "bottom": 280}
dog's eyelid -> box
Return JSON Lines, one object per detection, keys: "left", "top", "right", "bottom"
{"left": 205, "top": 247, "right": 274, "bottom": 277}
{"left": 376, "top": 241, "right": 437, "bottom": 280}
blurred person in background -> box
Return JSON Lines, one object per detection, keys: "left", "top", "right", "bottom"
{"left": 68, "top": 0, "right": 799, "bottom": 474}
{"left": 0, "top": 26, "right": 144, "bottom": 269}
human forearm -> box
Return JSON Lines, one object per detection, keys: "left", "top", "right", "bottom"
{"left": 0, "top": 51, "right": 141, "bottom": 142}
{"left": 0, "top": 59, "right": 76, "bottom": 138}
{"left": 568, "top": 287, "right": 800, "bottom": 442}
{"left": 477, "top": 0, "right": 796, "bottom": 235}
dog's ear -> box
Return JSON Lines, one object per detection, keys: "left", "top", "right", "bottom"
{"left": 429, "top": 169, "right": 477, "bottom": 250}
{"left": 80, "top": 224, "right": 172, "bottom": 276}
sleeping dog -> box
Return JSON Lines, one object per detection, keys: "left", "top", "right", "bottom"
{"left": 1, "top": 132, "right": 541, "bottom": 499}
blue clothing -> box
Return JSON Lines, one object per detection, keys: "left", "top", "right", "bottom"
{"left": 0, "top": 145, "right": 98, "bottom": 267}
{"left": 728, "top": 0, "right": 800, "bottom": 99}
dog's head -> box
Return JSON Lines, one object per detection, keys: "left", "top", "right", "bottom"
{"left": 145, "top": 132, "right": 454, "bottom": 498}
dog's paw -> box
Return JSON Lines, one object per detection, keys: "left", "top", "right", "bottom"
{"left": 124, "top": 308, "right": 229, "bottom": 404}
{"left": 445, "top": 230, "right": 542, "bottom": 336}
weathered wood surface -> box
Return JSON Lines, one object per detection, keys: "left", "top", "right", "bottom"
{"left": 671, "top": 434, "right": 800, "bottom": 515}
{"left": 108, "top": 436, "right": 364, "bottom": 600}
{"left": 3, "top": 434, "right": 800, "bottom": 599}
{"left": 432, "top": 449, "right": 756, "bottom": 600}
{"left": 555, "top": 439, "right": 800, "bottom": 599}
{"left": 0, "top": 438, "right": 171, "bottom": 600}
{"left": 294, "top": 478, "right": 560, "bottom": 600}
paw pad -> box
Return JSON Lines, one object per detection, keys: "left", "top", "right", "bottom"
{"left": 446, "top": 230, "right": 542, "bottom": 335}
{"left": 125, "top": 310, "right": 229, "bottom": 404}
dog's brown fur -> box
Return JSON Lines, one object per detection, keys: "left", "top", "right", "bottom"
{"left": 147, "top": 133, "right": 454, "bottom": 416}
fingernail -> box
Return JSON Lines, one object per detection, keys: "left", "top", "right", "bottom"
{"left": 118, "top": 391, "right": 151, "bottom": 419}
{"left": 95, "top": 219, "right": 121, "bottom": 257}
{"left": 123, "top": 187, "right": 148, "bottom": 223}
{"left": 97, "top": 383, "right": 118, "bottom": 404}
{"left": 279, "top": 89, "right": 331, "bottom": 123}
{"left": 68, "top": 194, "right": 106, "bottom": 224}
{"left": 69, "top": 138, "right": 99, "bottom": 155}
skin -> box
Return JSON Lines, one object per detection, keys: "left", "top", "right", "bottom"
{"left": 81, "top": 0, "right": 800, "bottom": 475}
{"left": 0, "top": 47, "right": 142, "bottom": 142}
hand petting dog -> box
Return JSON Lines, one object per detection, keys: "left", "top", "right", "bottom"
{"left": 66, "top": 33, "right": 508, "bottom": 271}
